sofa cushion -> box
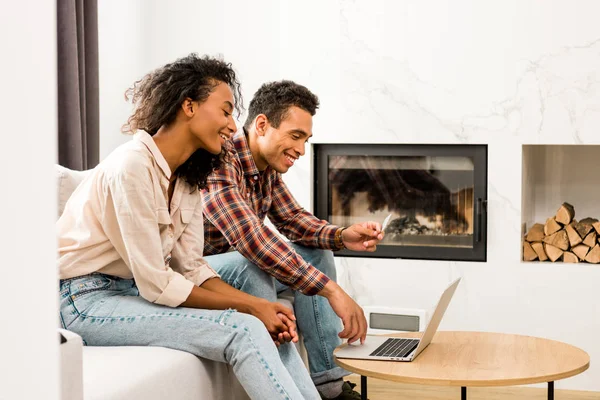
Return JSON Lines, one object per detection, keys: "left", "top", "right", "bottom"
{"left": 56, "top": 165, "right": 90, "bottom": 218}
{"left": 82, "top": 346, "right": 249, "bottom": 400}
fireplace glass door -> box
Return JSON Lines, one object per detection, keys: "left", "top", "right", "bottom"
{"left": 313, "top": 144, "right": 487, "bottom": 261}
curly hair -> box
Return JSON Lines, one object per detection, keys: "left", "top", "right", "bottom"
{"left": 243, "top": 80, "right": 319, "bottom": 130}
{"left": 122, "top": 53, "right": 243, "bottom": 189}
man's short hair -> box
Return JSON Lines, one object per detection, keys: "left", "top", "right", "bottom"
{"left": 243, "top": 80, "right": 319, "bottom": 130}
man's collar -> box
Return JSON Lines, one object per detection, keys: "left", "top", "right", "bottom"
{"left": 233, "top": 128, "right": 261, "bottom": 177}
{"left": 134, "top": 131, "right": 172, "bottom": 179}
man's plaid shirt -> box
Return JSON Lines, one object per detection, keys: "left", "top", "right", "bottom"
{"left": 202, "top": 130, "right": 343, "bottom": 296}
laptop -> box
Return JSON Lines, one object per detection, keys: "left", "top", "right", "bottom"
{"left": 335, "top": 277, "right": 461, "bottom": 362}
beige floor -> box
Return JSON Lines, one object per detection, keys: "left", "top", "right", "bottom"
{"left": 347, "top": 375, "right": 600, "bottom": 400}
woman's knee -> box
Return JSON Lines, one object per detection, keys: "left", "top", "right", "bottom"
{"left": 229, "top": 312, "right": 273, "bottom": 345}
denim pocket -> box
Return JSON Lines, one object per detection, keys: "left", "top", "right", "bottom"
{"left": 68, "top": 275, "right": 112, "bottom": 300}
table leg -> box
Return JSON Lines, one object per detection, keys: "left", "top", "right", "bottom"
{"left": 361, "top": 376, "right": 367, "bottom": 400}
{"left": 461, "top": 386, "right": 467, "bottom": 400}
{"left": 548, "top": 381, "right": 554, "bottom": 400}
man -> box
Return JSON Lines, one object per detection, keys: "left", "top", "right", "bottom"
{"left": 202, "top": 80, "right": 383, "bottom": 400}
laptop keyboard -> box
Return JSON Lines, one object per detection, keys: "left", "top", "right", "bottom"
{"left": 369, "top": 338, "right": 420, "bottom": 358}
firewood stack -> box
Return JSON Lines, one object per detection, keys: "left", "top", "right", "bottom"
{"left": 523, "top": 202, "right": 600, "bottom": 263}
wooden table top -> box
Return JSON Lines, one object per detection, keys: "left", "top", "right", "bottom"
{"left": 334, "top": 331, "right": 590, "bottom": 387}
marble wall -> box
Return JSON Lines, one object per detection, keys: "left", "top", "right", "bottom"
{"left": 277, "top": 1, "right": 600, "bottom": 391}
{"left": 99, "top": 0, "right": 600, "bottom": 391}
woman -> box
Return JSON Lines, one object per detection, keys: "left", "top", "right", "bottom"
{"left": 57, "top": 54, "right": 320, "bottom": 400}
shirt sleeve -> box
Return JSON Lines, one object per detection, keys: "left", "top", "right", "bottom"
{"left": 99, "top": 160, "right": 194, "bottom": 307}
{"left": 169, "top": 193, "right": 220, "bottom": 286}
{"left": 203, "top": 161, "right": 330, "bottom": 296}
{"left": 267, "top": 172, "right": 343, "bottom": 250}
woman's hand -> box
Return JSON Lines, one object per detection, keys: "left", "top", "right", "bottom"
{"left": 249, "top": 299, "right": 297, "bottom": 345}
{"left": 188, "top": 279, "right": 298, "bottom": 346}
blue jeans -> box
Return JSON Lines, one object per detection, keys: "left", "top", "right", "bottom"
{"left": 59, "top": 274, "right": 320, "bottom": 400}
{"left": 204, "top": 244, "right": 350, "bottom": 386}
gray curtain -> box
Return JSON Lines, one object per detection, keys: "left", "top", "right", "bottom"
{"left": 57, "top": 0, "right": 99, "bottom": 170}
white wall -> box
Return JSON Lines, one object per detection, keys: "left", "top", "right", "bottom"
{"left": 99, "top": 0, "right": 600, "bottom": 391}
{"left": 98, "top": 0, "right": 284, "bottom": 159}
{"left": 0, "top": 2, "right": 59, "bottom": 400}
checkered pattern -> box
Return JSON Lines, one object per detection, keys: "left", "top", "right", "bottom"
{"left": 202, "top": 130, "right": 343, "bottom": 295}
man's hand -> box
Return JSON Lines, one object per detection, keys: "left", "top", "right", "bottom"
{"left": 319, "top": 281, "right": 367, "bottom": 344}
{"left": 342, "top": 221, "right": 384, "bottom": 252}
{"left": 249, "top": 299, "right": 297, "bottom": 345}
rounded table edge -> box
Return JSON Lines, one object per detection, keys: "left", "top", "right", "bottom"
{"left": 335, "top": 358, "right": 589, "bottom": 387}
{"left": 334, "top": 331, "right": 591, "bottom": 387}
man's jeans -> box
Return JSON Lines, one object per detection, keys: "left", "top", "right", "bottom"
{"left": 59, "top": 274, "right": 320, "bottom": 400}
{"left": 204, "top": 244, "right": 350, "bottom": 386}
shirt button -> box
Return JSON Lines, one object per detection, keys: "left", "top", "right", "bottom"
{"left": 253, "top": 175, "right": 258, "bottom": 181}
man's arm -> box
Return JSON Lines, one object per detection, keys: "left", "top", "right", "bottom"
{"left": 203, "top": 176, "right": 329, "bottom": 296}
{"left": 267, "top": 173, "right": 383, "bottom": 344}
{"left": 203, "top": 158, "right": 377, "bottom": 343}
{"left": 269, "top": 173, "right": 384, "bottom": 252}
{"left": 268, "top": 172, "right": 342, "bottom": 249}
{"left": 204, "top": 178, "right": 368, "bottom": 344}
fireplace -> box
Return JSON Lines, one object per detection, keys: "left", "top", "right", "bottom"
{"left": 313, "top": 144, "right": 488, "bottom": 261}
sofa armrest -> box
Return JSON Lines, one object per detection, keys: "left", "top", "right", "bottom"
{"left": 59, "top": 329, "right": 84, "bottom": 400}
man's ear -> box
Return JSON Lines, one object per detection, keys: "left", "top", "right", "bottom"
{"left": 181, "top": 98, "right": 195, "bottom": 118}
{"left": 254, "top": 114, "right": 268, "bottom": 136}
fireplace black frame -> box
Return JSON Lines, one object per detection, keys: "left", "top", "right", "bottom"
{"left": 313, "top": 143, "right": 488, "bottom": 262}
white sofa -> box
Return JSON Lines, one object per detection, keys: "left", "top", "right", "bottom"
{"left": 57, "top": 165, "right": 305, "bottom": 400}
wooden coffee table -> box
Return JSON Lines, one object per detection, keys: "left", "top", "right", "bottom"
{"left": 334, "top": 331, "right": 589, "bottom": 400}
